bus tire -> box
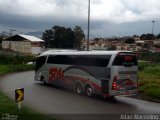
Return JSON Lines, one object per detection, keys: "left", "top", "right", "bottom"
{"left": 85, "top": 85, "right": 94, "bottom": 97}
{"left": 41, "top": 76, "right": 46, "bottom": 85}
{"left": 75, "top": 83, "right": 83, "bottom": 94}
{"left": 106, "top": 96, "right": 116, "bottom": 102}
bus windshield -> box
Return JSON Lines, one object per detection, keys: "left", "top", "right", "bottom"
{"left": 35, "top": 56, "right": 47, "bottom": 71}
{"left": 112, "top": 53, "right": 138, "bottom": 67}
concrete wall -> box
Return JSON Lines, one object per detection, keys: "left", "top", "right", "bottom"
{"left": 2, "top": 41, "right": 44, "bottom": 54}
{"left": 2, "top": 41, "right": 9, "bottom": 49}
{"left": 31, "top": 47, "right": 44, "bottom": 55}
{"left": 2, "top": 41, "right": 31, "bottom": 54}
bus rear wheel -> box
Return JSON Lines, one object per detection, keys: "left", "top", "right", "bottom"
{"left": 75, "top": 83, "right": 83, "bottom": 94}
{"left": 105, "top": 96, "right": 116, "bottom": 102}
{"left": 85, "top": 85, "right": 94, "bottom": 97}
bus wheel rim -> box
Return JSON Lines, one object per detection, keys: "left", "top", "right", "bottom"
{"left": 76, "top": 85, "right": 82, "bottom": 94}
{"left": 87, "top": 88, "right": 93, "bottom": 96}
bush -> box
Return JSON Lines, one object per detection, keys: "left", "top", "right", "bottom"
{"left": 144, "top": 66, "right": 160, "bottom": 76}
{"left": 0, "top": 54, "right": 34, "bottom": 65}
{"left": 138, "top": 61, "right": 160, "bottom": 71}
{"left": 141, "top": 52, "right": 160, "bottom": 62}
{"left": 138, "top": 63, "right": 160, "bottom": 100}
{"left": 139, "top": 86, "right": 160, "bottom": 99}
{"left": 138, "top": 62, "right": 150, "bottom": 71}
{"left": 0, "top": 54, "right": 34, "bottom": 75}
{"left": 0, "top": 65, "right": 34, "bottom": 76}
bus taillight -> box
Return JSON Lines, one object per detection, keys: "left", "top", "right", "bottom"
{"left": 112, "top": 76, "right": 118, "bottom": 90}
{"left": 126, "top": 79, "right": 133, "bottom": 85}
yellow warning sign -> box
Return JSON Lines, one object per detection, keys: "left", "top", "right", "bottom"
{"left": 15, "top": 88, "right": 24, "bottom": 102}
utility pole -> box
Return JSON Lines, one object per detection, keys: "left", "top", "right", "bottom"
{"left": 9, "top": 29, "right": 16, "bottom": 50}
{"left": 87, "top": 0, "right": 90, "bottom": 51}
{"left": 151, "top": 20, "right": 156, "bottom": 62}
{"left": 152, "top": 20, "right": 155, "bottom": 40}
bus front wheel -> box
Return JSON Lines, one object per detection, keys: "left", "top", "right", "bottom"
{"left": 75, "top": 83, "right": 83, "bottom": 94}
{"left": 41, "top": 76, "right": 46, "bottom": 84}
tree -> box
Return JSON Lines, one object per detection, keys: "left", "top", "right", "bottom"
{"left": 73, "top": 26, "right": 85, "bottom": 49}
{"left": 146, "top": 33, "right": 155, "bottom": 40}
{"left": 140, "top": 34, "right": 146, "bottom": 40}
{"left": 42, "top": 29, "right": 54, "bottom": 48}
{"left": 140, "top": 33, "right": 155, "bottom": 40}
{"left": 124, "top": 38, "right": 135, "bottom": 44}
{"left": 0, "top": 36, "right": 2, "bottom": 49}
{"left": 157, "top": 34, "right": 160, "bottom": 39}
{"left": 0, "top": 36, "right": 3, "bottom": 43}
{"left": 53, "top": 26, "right": 74, "bottom": 48}
{"left": 42, "top": 25, "right": 75, "bottom": 48}
{"left": 143, "top": 43, "right": 150, "bottom": 49}
{"left": 133, "top": 35, "right": 139, "bottom": 37}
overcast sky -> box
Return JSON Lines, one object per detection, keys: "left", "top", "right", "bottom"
{"left": 0, "top": 0, "right": 160, "bottom": 38}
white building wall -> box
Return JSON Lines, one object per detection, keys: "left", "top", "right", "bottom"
{"left": 12, "top": 41, "right": 31, "bottom": 53}
{"left": 117, "top": 46, "right": 122, "bottom": 50}
{"left": 124, "top": 46, "right": 128, "bottom": 50}
{"left": 31, "top": 47, "right": 44, "bottom": 55}
{"left": 2, "top": 41, "right": 9, "bottom": 49}
{"left": 2, "top": 41, "right": 31, "bottom": 54}
{"left": 135, "top": 46, "right": 142, "bottom": 51}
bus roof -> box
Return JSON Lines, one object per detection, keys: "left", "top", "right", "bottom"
{"left": 39, "top": 50, "right": 133, "bottom": 56}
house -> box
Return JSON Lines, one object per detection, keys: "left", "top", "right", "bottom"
{"left": 2, "top": 34, "right": 45, "bottom": 55}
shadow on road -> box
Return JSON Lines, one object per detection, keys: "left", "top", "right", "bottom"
{"left": 35, "top": 82, "right": 137, "bottom": 107}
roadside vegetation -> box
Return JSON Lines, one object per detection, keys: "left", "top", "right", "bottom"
{"left": 0, "top": 64, "right": 34, "bottom": 76}
{"left": 140, "top": 52, "right": 160, "bottom": 63}
{"left": 0, "top": 92, "right": 54, "bottom": 120}
{"left": 0, "top": 54, "right": 34, "bottom": 76}
{"left": 0, "top": 54, "right": 54, "bottom": 120}
{"left": 0, "top": 53, "right": 160, "bottom": 118}
{"left": 138, "top": 61, "right": 160, "bottom": 100}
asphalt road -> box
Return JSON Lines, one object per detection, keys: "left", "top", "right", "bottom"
{"left": 0, "top": 71, "right": 160, "bottom": 120}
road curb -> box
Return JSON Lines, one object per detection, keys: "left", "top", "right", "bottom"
{"left": 136, "top": 94, "right": 160, "bottom": 103}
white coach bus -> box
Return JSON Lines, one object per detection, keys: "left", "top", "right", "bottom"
{"left": 34, "top": 50, "right": 138, "bottom": 98}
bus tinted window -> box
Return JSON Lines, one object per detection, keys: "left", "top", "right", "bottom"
{"left": 72, "top": 55, "right": 111, "bottom": 67}
{"left": 47, "top": 55, "right": 111, "bottom": 67}
{"left": 47, "top": 55, "right": 70, "bottom": 64}
{"left": 113, "top": 54, "right": 138, "bottom": 66}
{"left": 35, "top": 56, "right": 47, "bottom": 71}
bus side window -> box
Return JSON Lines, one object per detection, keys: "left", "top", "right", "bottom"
{"left": 47, "top": 55, "right": 111, "bottom": 67}
{"left": 47, "top": 55, "right": 71, "bottom": 64}
{"left": 71, "top": 55, "right": 111, "bottom": 67}
{"left": 35, "top": 56, "right": 47, "bottom": 71}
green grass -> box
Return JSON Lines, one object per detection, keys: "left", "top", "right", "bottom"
{"left": 0, "top": 54, "right": 35, "bottom": 76}
{"left": 0, "top": 54, "right": 55, "bottom": 120}
{"left": 0, "top": 65, "right": 34, "bottom": 76}
{"left": 138, "top": 62, "right": 160, "bottom": 100}
{"left": 0, "top": 64, "right": 54, "bottom": 119}
{"left": 0, "top": 92, "right": 54, "bottom": 120}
